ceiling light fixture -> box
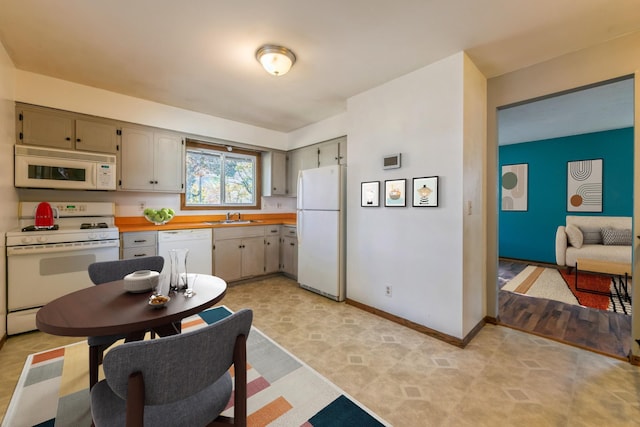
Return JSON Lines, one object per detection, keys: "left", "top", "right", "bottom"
{"left": 255, "top": 45, "right": 296, "bottom": 76}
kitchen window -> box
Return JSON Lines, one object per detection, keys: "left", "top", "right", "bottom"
{"left": 181, "top": 141, "right": 261, "bottom": 209}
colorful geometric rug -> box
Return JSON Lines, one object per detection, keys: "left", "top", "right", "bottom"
{"left": 502, "top": 266, "right": 632, "bottom": 314}
{"left": 3, "top": 306, "right": 388, "bottom": 427}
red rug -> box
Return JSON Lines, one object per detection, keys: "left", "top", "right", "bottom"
{"left": 558, "top": 270, "right": 612, "bottom": 310}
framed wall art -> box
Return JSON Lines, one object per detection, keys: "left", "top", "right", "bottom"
{"left": 412, "top": 176, "right": 439, "bottom": 207}
{"left": 567, "top": 158, "right": 602, "bottom": 212}
{"left": 384, "top": 179, "right": 406, "bottom": 207}
{"left": 501, "top": 163, "right": 528, "bottom": 211}
{"left": 361, "top": 181, "right": 380, "bottom": 207}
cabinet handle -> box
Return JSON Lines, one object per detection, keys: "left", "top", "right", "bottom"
{"left": 65, "top": 137, "right": 71, "bottom": 141}
{"left": 270, "top": 229, "right": 278, "bottom": 233}
{"left": 134, "top": 253, "right": 147, "bottom": 257}
{"left": 290, "top": 242, "right": 295, "bottom": 246}
{"left": 133, "top": 240, "right": 147, "bottom": 243}
{"left": 76, "top": 138, "right": 82, "bottom": 142}
{"left": 149, "top": 180, "right": 155, "bottom": 184}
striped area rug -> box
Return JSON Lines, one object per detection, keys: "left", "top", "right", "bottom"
{"left": 3, "top": 306, "right": 388, "bottom": 427}
{"left": 502, "top": 266, "right": 632, "bottom": 314}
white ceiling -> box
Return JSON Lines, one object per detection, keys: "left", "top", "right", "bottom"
{"left": 0, "top": 0, "right": 639, "bottom": 133}
{"left": 498, "top": 77, "right": 635, "bottom": 145}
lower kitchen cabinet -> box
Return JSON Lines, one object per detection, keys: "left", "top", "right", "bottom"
{"left": 280, "top": 226, "right": 298, "bottom": 278}
{"left": 121, "top": 231, "right": 157, "bottom": 259}
{"left": 264, "top": 225, "right": 281, "bottom": 274}
{"left": 213, "top": 227, "right": 265, "bottom": 282}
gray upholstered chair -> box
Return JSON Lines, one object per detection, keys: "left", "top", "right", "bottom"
{"left": 90, "top": 308, "right": 252, "bottom": 427}
{"left": 87, "top": 256, "right": 165, "bottom": 389}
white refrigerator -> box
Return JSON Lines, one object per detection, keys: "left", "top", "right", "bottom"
{"left": 296, "top": 164, "right": 346, "bottom": 301}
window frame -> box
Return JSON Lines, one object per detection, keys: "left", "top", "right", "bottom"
{"left": 180, "top": 140, "right": 262, "bottom": 210}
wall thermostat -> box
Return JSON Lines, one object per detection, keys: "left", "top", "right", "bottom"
{"left": 383, "top": 153, "right": 401, "bottom": 169}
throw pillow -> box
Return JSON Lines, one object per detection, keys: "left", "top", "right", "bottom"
{"left": 579, "top": 226, "right": 603, "bottom": 245}
{"left": 601, "top": 228, "right": 632, "bottom": 246}
{"left": 565, "top": 224, "right": 583, "bottom": 248}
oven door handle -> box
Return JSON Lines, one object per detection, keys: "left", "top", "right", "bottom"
{"left": 7, "top": 239, "right": 120, "bottom": 256}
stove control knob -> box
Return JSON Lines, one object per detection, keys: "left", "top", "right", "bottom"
{"left": 21, "top": 236, "right": 33, "bottom": 244}
{"left": 99, "top": 232, "right": 108, "bottom": 239}
{"left": 36, "top": 236, "right": 47, "bottom": 243}
{"left": 88, "top": 233, "right": 97, "bottom": 240}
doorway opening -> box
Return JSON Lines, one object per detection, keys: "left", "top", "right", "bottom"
{"left": 496, "top": 76, "right": 634, "bottom": 359}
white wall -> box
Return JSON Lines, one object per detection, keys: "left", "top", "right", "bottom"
{"left": 288, "top": 112, "right": 348, "bottom": 150}
{"left": 461, "top": 55, "right": 487, "bottom": 336}
{"left": 346, "top": 52, "right": 483, "bottom": 339}
{"left": 0, "top": 41, "right": 18, "bottom": 338}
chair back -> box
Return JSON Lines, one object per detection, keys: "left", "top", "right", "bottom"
{"left": 101, "top": 308, "right": 252, "bottom": 405}
{"left": 88, "top": 256, "right": 164, "bottom": 285}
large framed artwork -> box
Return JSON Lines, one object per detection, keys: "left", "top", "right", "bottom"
{"left": 501, "top": 163, "right": 528, "bottom": 211}
{"left": 361, "top": 181, "right": 380, "bottom": 207}
{"left": 384, "top": 179, "right": 406, "bottom": 207}
{"left": 567, "top": 158, "right": 603, "bottom": 212}
{"left": 412, "top": 176, "right": 438, "bottom": 207}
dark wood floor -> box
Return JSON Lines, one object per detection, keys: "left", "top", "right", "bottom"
{"left": 497, "top": 259, "right": 632, "bottom": 360}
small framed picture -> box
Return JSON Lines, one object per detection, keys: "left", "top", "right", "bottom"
{"left": 361, "top": 181, "right": 380, "bottom": 207}
{"left": 412, "top": 176, "right": 439, "bottom": 207}
{"left": 384, "top": 179, "right": 406, "bottom": 207}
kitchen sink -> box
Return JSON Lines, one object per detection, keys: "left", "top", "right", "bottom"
{"left": 204, "top": 220, "right": 262, "bottom": 225}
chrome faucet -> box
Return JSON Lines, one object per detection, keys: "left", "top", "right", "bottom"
{"left": 226, "top": 212, "right": 241, "bottom": 221}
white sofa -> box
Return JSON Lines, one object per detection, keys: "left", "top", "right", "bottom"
{"left": 555, "top": 215, "right": 632, "bottom": 267}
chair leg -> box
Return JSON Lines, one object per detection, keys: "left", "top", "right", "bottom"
{"left": 233, "top": 335, "right": 247, "bottom": 427}
{"left": 89, "top": 346, "right": 100, "bottom": 389}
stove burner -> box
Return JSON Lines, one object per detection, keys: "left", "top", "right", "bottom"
{"left": 22, "top": 224, "right": 59, "bottom": 232}
{"left": 80, "top": 222, "right": 109, "bottom": 229}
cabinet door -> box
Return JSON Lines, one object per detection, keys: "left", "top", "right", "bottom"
{"left": 241, "top": 236, "right": 265, "bottom": 278}
{"left": 282, "top": 236, "right": 298, "bottom": 277}
{"left": 214, "top": 239, "right": 243, "bottom": 282}
{"left": 287, "top": 150, "right": 301, "bottom": 198}
{"left": 75, "top": 119, "right": 119, "bottom": 154}
{"left": 270, "top": 151, "right": 287, "bottom": 195}
{"left": 20, "top": 109, "right": 74, "bottom": 149}
{"left": 318, "top": 141, "right": 339, "bottom": 167}
{"left": 338, "top": 140, "right": 347, "bottom": 165}
{"left": 154, "top": 132, "right": 185, "bottom": 192}
{"left": 287, "top": 146, "right": 318, "bottom": 197}
{"left": 264, "top": 235, "right": 280, "bottom": 274}
{"left": 120, "top": 127, "right": 155, "bottom": 191}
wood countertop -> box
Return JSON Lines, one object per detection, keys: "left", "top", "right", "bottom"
{"left": 116, "top": 213, "right": 296, "bottom": 233}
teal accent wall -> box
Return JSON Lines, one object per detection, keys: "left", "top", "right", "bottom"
{"left": 499, "top": 127, "right": 633, "bottom": 263}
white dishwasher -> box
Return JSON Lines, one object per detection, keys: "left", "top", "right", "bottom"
{"left": 157, "top": 229, "right": 213, "bottom": 276}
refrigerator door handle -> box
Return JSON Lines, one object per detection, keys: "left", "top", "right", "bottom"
{"left": 296, "top": 170, "right": 304, "bottom": 209}
{"left": 297, "top": 210, "right": 303, "bottom": 245}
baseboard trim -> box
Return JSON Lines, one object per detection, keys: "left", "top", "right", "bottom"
{"left": 346, "top": 299, "right": 486, "bottom": 348}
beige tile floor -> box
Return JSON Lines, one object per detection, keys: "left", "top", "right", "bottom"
{"left": 2, "top": 275, "right": 640, "bottom": 426}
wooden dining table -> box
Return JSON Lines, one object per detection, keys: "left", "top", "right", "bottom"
{"left": 36, "top": 274, "right": 227, "bottom": 338}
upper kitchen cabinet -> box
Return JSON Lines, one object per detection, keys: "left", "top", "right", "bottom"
{"left": 287, "top": 136, "right": 346, "bottom": 196}
{"left": 16, "top": 103, "right": 118, "bottom": 154}
{"left": 120, "top": 126, "right": 185, "bottom": 193}
{"left": 318, "top": 136, "right": 347, "bottom": 167}
{"left": 262, "top": 151, "right": 287, "bottom": 196}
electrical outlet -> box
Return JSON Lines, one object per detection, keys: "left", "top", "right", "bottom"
{"left": 385, "top": 285, "right": 392, "bottom": 297}
{"left": 139, "top": 201, "right": 146, "bottom": 211}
